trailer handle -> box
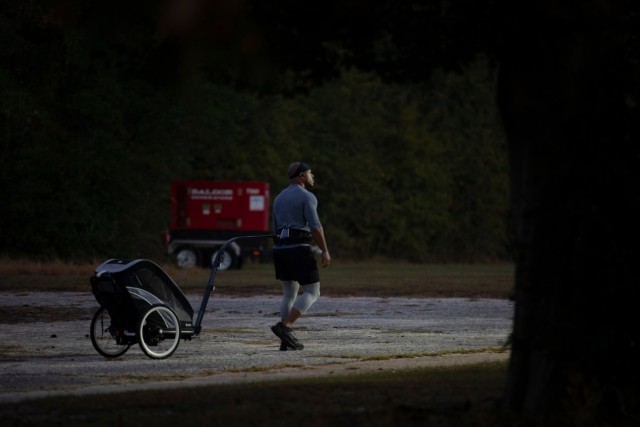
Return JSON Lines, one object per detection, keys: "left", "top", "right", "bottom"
{"left": 193, "top": 234, "right": 275, "bottom": 335}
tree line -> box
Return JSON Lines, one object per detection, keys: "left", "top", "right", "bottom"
{"left": 1, "top": 2, "right": 509, "bottom": 263}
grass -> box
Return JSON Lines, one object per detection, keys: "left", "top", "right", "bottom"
{"left": 0, "top": 257, "right": 514, "bottom": 298}
{"left": 0, "top": 361, "right": 515, "bottom": 427}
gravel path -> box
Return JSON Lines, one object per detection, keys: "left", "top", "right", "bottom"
{"left": 0, "top": 292, "right": 513, "bottom": 403}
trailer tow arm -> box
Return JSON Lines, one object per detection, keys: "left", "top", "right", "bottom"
{"left": 193, "top": 234, "right": 275, "bottom": 335}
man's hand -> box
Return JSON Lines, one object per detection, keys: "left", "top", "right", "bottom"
{"left": 311, "top": 227, "right": 331, "bottom": 268}
{"left": 321, "top": 251, "right": 331, "bottom": 268}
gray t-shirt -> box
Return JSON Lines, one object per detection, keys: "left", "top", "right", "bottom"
{"left": 272, "top": 184, "right": 322, "bottom": 232}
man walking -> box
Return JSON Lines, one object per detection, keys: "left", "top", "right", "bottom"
{"left": 270, "top": 161, "right": 331, "bottom": 350}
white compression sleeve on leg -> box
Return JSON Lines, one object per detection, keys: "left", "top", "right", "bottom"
{"left": 292, "top": 282, "right": 320, "bottom": 315}
{"left": 280, "top": 281, "right": 299, "bottom": 320}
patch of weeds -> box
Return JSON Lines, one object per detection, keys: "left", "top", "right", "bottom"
{"left": 358, "top": 348, "right": 508, "bottom": 362}
{"left": 379, "top": 328, "right": 445, "bottom": 334}
{"left": 202, "top": 327, "right": 255, "bottom": 334}
{"left": 225, "top": 363, "right": 307, "bottom": 373}
{"left": 315, "top": 354, "right": 366, "bottom": 360}
{"left": 309, "top": 311, "right": 360, "bottom": 318}
{"left": 0, "top": 306, "right": 94, "bottom": 324}
{"left": 91, "top": 372, "right": 196, "bottom": 384}
{"left": 0, "top": 344, "right": 27, "bottom": 357}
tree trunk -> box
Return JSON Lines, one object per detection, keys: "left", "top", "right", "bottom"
{"left": 496, "top": 2, "right": 640, "bottom": 421}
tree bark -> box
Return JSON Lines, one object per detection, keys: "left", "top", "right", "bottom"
{"left": 496, "top": 1, "right": 640, "bottom": 421}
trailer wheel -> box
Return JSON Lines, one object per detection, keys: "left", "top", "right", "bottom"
{"left": 137, "top": 304, "right": 181, "bottom": 359}
{"left": 211, "top": 248, "right": 236, "bottom": 270}
{"left": 90, "top": 306, "right": 130, "bottom": 358}
{"left": 175, "top": 247, "right": 199, "bottom": 269}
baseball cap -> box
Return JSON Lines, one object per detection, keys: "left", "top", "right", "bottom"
{"left": 288, "top": 162, "right": 310, "bottom": 179}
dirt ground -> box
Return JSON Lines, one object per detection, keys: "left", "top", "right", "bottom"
{"left": 0, "top": 292, "right": 513, "bottom": 403}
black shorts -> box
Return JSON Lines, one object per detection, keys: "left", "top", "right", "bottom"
{"left": 273, "top": 245, "right": 319, "bottom": 285}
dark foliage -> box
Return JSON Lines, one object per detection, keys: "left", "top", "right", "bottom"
{"left": 0, "top": 0, "right": 509, "bottom": 263}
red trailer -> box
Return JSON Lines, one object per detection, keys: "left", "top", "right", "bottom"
{"left": 165, "top": 180, "right": 271, "bottom": 269}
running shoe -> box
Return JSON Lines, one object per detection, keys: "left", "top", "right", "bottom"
{"left": 271, "top": 322, "right": 304, "bottom": 350}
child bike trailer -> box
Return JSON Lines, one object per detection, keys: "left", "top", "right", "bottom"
{"left": 90, "top": 259, "right": 195, "bottom": 359}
